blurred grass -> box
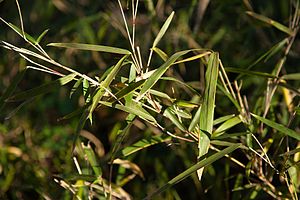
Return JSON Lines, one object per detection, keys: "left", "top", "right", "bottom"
{"left": 0, "top": 0, "right": 300, "bottom": 199}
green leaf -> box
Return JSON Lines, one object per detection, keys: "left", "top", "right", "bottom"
{"left": 0, "top": 69, "right": 26, "bottom": 112}
{"left": 163, "top": 107, "right": 187, "bottom": 132}
{"left": 188, "top": 106, "right": 201, "bottom": 132}
{"left": 246, "top": 11, "right": 293, "bottom": 35}
{"left": 138, "top": 49, "right": 199, "bottom": 100}
{"left": 149, "top": 89, "right": 174, "bottom": 101}
{"left": 251, "top": 113, "right": 300, "bottom": 140}
{"left": 282, "top": 73, "right": 300, "bottom": 80}
{"left": 152, "top": 11, "right": 175, "bottom": 48}
{"left": 212, "top": 132, "right": 250, "bottom": 140}
{"left": 144, "top": 144, "right": 241, "bottom": 199}
{"left": 246, "top": 38, "right": 288, "bottom": 71}
{"left": 152, "top": 47, "right": 168, "bottom": 61}
{"left": 198, "top": 52, "right": 219, "bottom": 180}
{"left": 88, "top": 55, "right": 129, "bottom": 122}
{"left": 100, "top": 101, "right": 157, "bottom": 124}
{"left": 213, "top": 116, "right": 242, "bottom": 135}
{"left": 8, "top": 22, "right": 37, "bottom": 44}
{"left": 82, "top": 144, "right": 102, "bottom": 176}
{"left": 122, "top": 136, "right": 171, "bottom": 157}
{"left": 114, "top": 80, "right": 145, "bottom": 101}
{"left": 48, "top": 43, "right": 131, "bottom": 55}
{"left": 225, "top": 67, "right": 277, "bottom": 78}
{"left": 175, "top": 100, "right": 199, "bottom": 109}
{"left": 213, "top": 114, "right": 235, "bottom": 126}
{"left": 36, "top": 29, "right": 49, "bottom": 44}
{"left": 7, "top": 73, "right": 76, "bottom": 102}
{"left": 173, "top": 51, "right": 211, "bottom": 65}
{"left": 70, "top": 78, "right": 83, "bottom": 98}
{"left": 160, "top": 76, "right": 200, "bottom": 96}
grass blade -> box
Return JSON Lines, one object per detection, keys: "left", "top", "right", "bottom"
{"left": 48, "top": 43, "right": 131, "bottom": 55}
{"left": 152, "top": 11, "right": 175, "bottom": 48}
{"left": 138, "top": 49, "right": 198, "bottom": 100}
{"left": 88, "top": 55, "right": 129, "bottom": 122}
{"left": 152, "top": 47, "right": 168, "bottom": 61}
{"left": 163, "top": 107, "right": 187, "bottom": 132}
{"left": 100, "top": 101, "right": 157, "bottom": 124}
{"left": 82, "top": 143, "right": 102, "bottom": 176}
{"left": 114, "top": 80, "right": 145, "bottom": 100}
{"left": 251, "top": 113, "right": 300, "bottom": 141}
{"left": 36, "top": 29, "right": 49, "bottom": 44}
{"left": 144, "top": 144, "right": 241, "bottom": 199}
{"left": 213, "top": 116, "right": 242, "bottom": 135}
{"left": 0, "top": 69, "right": 26, "bottom": 112}
{"left": 188, "top": 106, "right": 201, "bottom": 132}
{"left": 197, "top": 52, "right": 219, "bottom": 180}
{"left": 7, "top": 73, "right": 76, "bottom": 102}
{"left": 246, "top": 11, "right": 293, "bottom": 35}
{"left": 121, "top": 136, "right": 171, "bottom": 157}
{"left": 225, "top": 67, "right": 277, "bottom": 78}
{"left": 282, "top": 73, "right": 300, "bottom": 80}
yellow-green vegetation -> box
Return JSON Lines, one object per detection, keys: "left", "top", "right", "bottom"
{"left": 0, "top": 0, "right": 300, "bottom": 199}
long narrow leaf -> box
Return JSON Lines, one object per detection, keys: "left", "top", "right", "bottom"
{"left": 48, "top": 43, "right": 131, "bottom": 55}
{"left": 188, "top": 106, "right": 201, "bottom": 132}
{"left": 163, "top": 107, "right": 187, "bottom": 132}
{"left": 138, "top": 49, "right": 201, "bottom": 100}
{"left": 152, "top": 11, "right": 174, "bottom": 48}
{"left": 225, "top": 67, "right": 277, "bottom": 78}
{"left": 213, "top": 116, "right": 242, "bottom": 135}
{"left": 7, "top": 73, "right": 76, "bottom": 102}
{"left": 83, "top": 144, "right": 102, "bottom": 176}
{"left": 251, "top": 113, "right": 300, "bottom": 141}
{"left": 197, "top": 52, "right": 219, "bottom": 180}
{"left": 144, "top": 144, "right": 241, "bottom": 199}
{"left": 99, "top": 101, "right": 157, "bottom": 124}
{"left": 246, "top": 11, "right": 293, "bottom": 35}
{"left": 0, "top": 69, "right": 26, "bottom": 112}
{"left": 88, "top": 55, "right": 129, "bottom": 122}
{"left": 122, "top": 136, "right": 171, "bottom": 157}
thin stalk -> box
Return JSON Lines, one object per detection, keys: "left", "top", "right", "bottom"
{"left": 117, "top": 0, "right": 141, "bottom": 73}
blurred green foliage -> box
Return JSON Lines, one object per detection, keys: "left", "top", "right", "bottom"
{"left": 1, "top": 0, "right": 300, "bottom": 199}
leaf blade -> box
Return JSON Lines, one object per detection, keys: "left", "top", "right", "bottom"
{"left": 144, "top": 144, "right": 241, "bottom": 199}
{"left": 251, "top": 113, "right": 300, "bottom": 141}
{"left": 48, "top": 43, "right": 131, "bottom": 55}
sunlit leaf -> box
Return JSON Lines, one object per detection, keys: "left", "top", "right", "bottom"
{"left": 88, "top": 55, "right": 129, "bottom": 122}
{"left": 152, "top": 11, "right": 174, "bottom": 48}
{"left": 213, "top": 116, "right": 241, "bottom": 135}
{"left": 188, "top": 106, "right": 201, "bottom": 132}
{"left": 163, "top": 107, "right": 187, "bottom": 132}
{"left": 138, "top": 49, "right": 202, "bottom": 100}
{"left": 282, "top": 73, "right": 300, "bottom": 80}
{"left": 152, "top": 47, "right": 168, "bottom": 61}
{"left": 99, "top": 101, "right": 157, "bottom": 124}
{"left": 197, "top": 52, "right": 219, "bottom": 180}
{"left": 48, "top": 43, "right": 131, "bottom": 55}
